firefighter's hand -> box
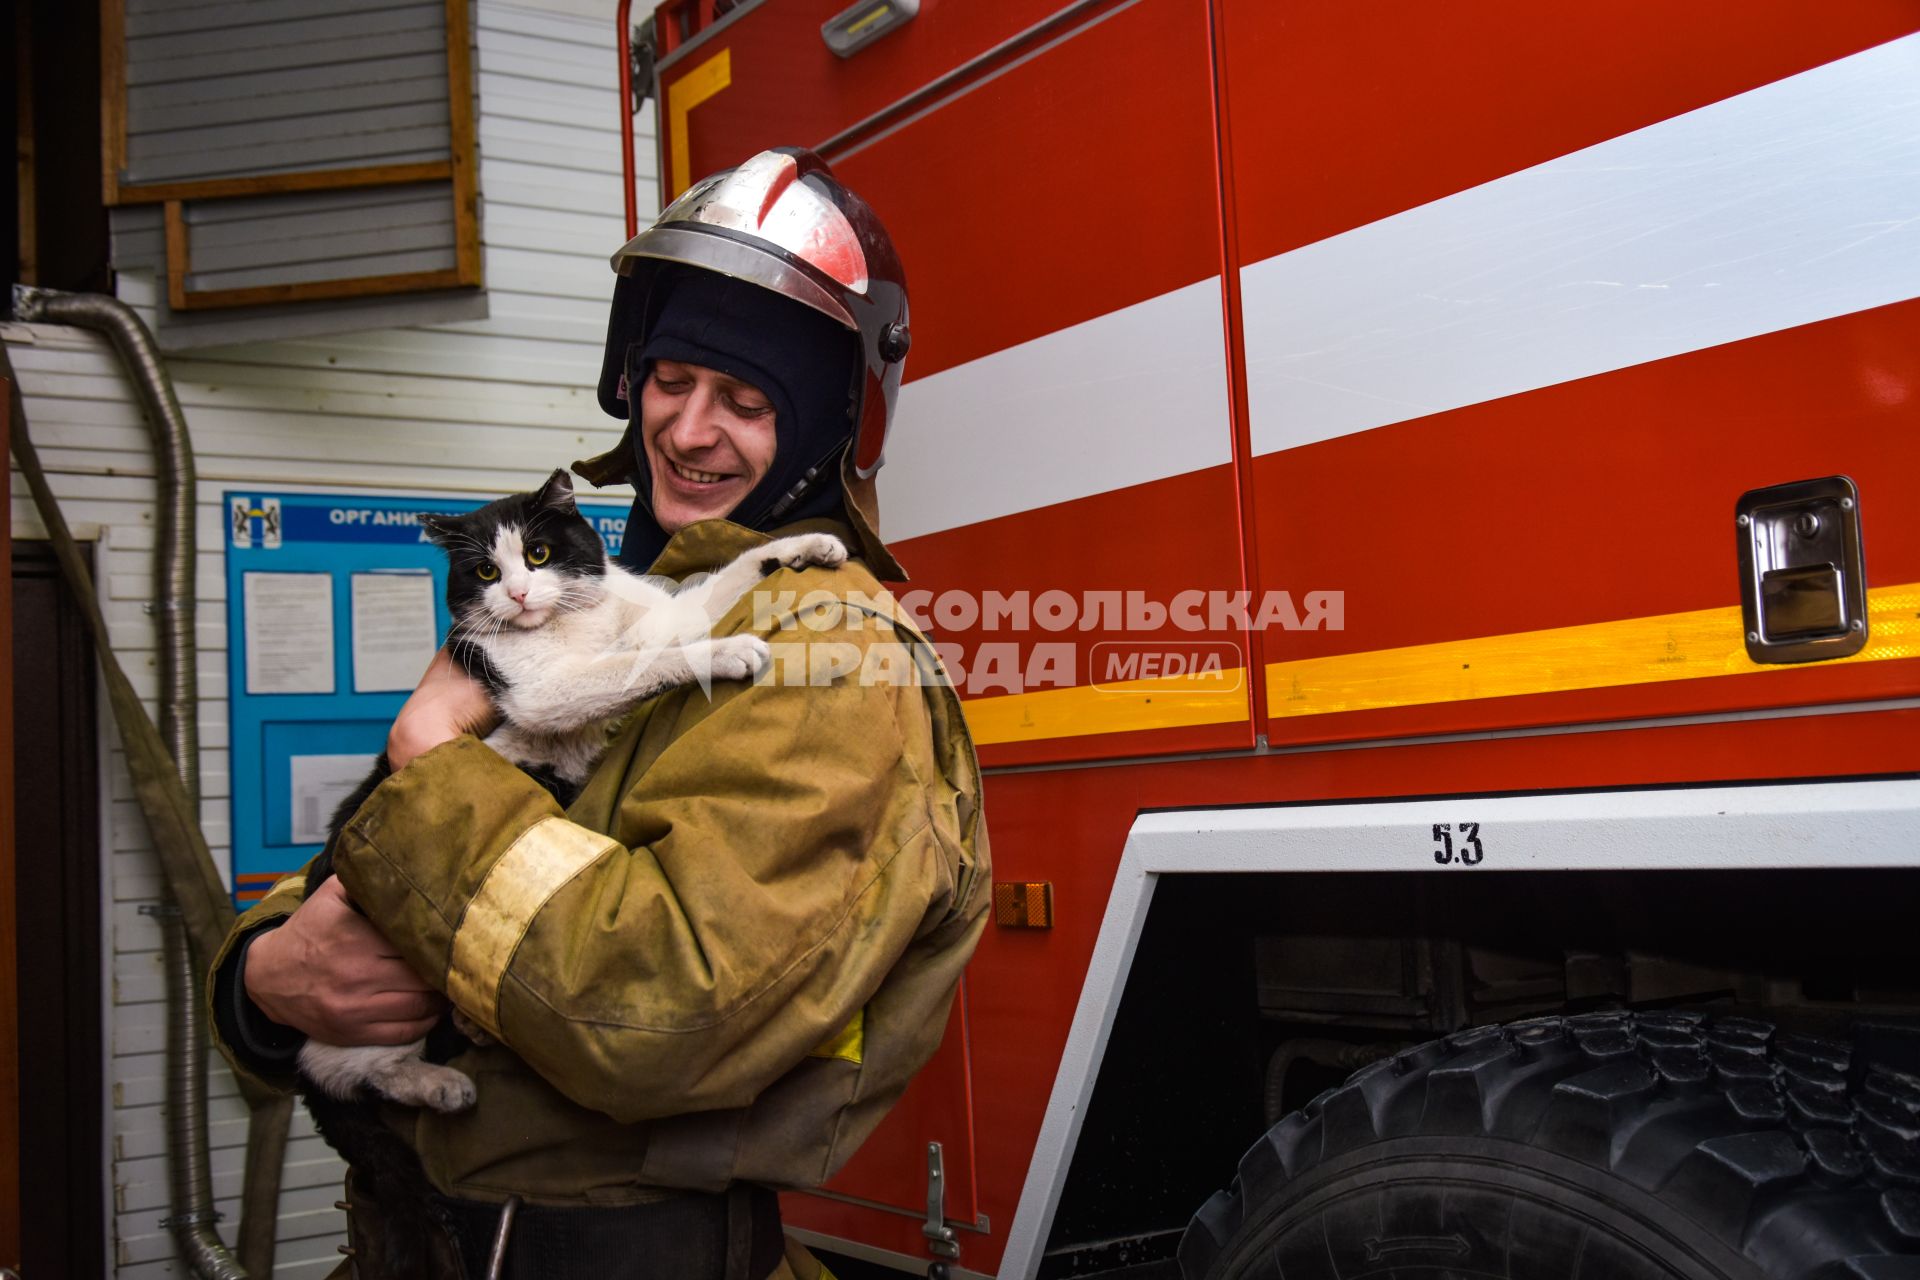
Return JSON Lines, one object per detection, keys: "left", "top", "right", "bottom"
{"left": 388, "top": 646, "right": 499, "bottom": 770}
{"left": 244, "top": 877, "right": 447, "bottom": 1045}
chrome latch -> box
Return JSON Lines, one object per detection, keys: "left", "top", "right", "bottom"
{"left": 924, "top": 1141, "right": 961, "bottom": 1273}
{"left": 1735, "top": 476, "right": 1867, "bottom": 664}
{"left": 822, "top": 0, "right": 919, "bottom": 58}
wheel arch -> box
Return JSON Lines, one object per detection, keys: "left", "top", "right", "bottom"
{"left": 996, "top": 776, "right": 1920, "bottom": 1279}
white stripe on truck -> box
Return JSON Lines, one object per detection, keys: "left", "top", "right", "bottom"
{"left": 1240, "top": 31, "right": 1920, "bottom": 457}
{"left": 887, "top": 276, "right": 1233, "bottom": 542}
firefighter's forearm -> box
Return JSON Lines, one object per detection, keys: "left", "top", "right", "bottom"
{"left": 489, "top": 820, "right": 946, "bottom": 1125}
{"left": 332, "top": 734, "right": 568, "bottom": 1005}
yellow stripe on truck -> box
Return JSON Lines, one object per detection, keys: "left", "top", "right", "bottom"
{"left": 961, "top": 666, "right": 1249, "bottom": 745}
{"left": 667, "top": 49, "right": 731, "bottom": 199}
{"left": 1264, "top": 581, "right": 1920, "bottom": 720}
{"left": 953, "top": 582, "right": 1920, "bottom": 744}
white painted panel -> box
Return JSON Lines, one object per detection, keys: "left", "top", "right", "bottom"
{"left": 478, "top": 2, "right": 612, "bottom": 43}
{"left": 8, "top": 5, "right": 645, "bottom": 1270}
{"left": 886, "top": 277, "right": 1233, "bottom": 541}
{"left": 1241, "top": 32, "right": 1920, "bottom": 457}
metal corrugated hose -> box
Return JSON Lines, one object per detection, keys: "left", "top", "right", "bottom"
{"left": 9, "top": 288, "right": 263, "bottom": 1278}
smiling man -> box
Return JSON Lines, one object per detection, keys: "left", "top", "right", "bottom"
{"left": 210, "top": 149, "right": 990, "bottom": 1280}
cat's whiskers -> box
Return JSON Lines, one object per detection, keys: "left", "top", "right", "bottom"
{"left": 546, "top": 584, "right": 603, "bottom": 616}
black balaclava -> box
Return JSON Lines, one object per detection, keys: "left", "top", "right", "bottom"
{"left": 616, "top": 269, "right": 859, "bottom": 571}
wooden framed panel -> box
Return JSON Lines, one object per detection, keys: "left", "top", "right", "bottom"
{"left": 161, "top": 186, "right": 468, "bottom": 312}
{"left": 100, "top": 0, "right": 481, "bottom": 310}
{"left": 115, "top": 160, "right": 455, "bottom": 207}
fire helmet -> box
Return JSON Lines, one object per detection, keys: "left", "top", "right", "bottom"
{"left": 595, "top": 147, "right": 910, "bottom": 578}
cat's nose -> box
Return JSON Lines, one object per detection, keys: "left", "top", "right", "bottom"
{"left": 509, "top": 587, "right": 528, "bottom": 604}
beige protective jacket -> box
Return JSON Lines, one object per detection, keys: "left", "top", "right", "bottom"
{"left": 210, "top": 517, "right": 990, "bottom": 1205}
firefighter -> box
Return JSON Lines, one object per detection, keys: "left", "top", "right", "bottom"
{"left": 207, "top": 148, "right": 991, "bottom": 1280}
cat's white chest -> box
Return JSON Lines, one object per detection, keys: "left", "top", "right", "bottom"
{"left": 483, "top": 608, "right": 615, "bottom": 725}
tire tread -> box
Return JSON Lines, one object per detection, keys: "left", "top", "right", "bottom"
{"left": 1181, "top": 1013, "right": 1920, "bottom": 1280}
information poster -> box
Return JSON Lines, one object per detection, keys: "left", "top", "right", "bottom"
{"left": 224, "top": 489, "right": 629, "bottom": 907}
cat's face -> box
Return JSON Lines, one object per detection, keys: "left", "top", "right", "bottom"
{"left": 420, "top": 470, "right": 607, "bottom": 632}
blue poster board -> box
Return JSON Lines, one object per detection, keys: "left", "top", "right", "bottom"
{"left": 223, "top": 489, "right": 629, "bottom": 906}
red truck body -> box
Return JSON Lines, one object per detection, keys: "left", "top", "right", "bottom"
{"left": 627, "top": 4, "right": 1920, "bottom": 1273}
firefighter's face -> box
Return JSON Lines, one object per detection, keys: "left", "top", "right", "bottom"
{"left": 640, "top": 359, "right": 778, "bottom": 531}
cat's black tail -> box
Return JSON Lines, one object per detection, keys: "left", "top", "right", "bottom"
{"left": 308, "top": 1087, "right": 449, "bottom": 1278}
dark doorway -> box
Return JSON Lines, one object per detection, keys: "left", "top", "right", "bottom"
{"left": 11, "top": 538, "right": 106, "bottom": 1280}
{"left": 8, "top": 0, "right": 111, "bottom": 299}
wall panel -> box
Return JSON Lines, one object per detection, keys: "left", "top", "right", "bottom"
{"left": 8, "top": 4, "right": 642, "bottom": 1270}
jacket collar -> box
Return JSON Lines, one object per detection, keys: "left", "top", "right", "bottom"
{"left": 643, "top": 515, "right": 858, "bottom": 580}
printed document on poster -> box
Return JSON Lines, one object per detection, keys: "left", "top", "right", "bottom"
{"left": 243, "top": 572, "right": 335, "bottom": 695}
{"left": 350, "top": 571, "right": 439, "bottom": 693}
{"left": 289, "top": 754, "right": 379, "bottom": 844}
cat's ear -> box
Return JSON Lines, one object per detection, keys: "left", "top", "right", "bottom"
{"left": 418, "top": 512, "right": 462, "bottom": 547}
{"left": 535, "top": 468, "right": 578, "bottom": 514}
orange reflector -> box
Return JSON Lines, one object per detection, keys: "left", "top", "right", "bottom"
{"left": 993, "top": 881, "right": 1054, "bottom": 929}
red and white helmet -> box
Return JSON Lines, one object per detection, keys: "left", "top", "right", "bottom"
{"left": 596, "top": 148, "right": 911, "bottom": 574}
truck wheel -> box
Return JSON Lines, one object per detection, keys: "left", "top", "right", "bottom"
{"left": 1178, "top": 1013, "right": 1920, "bottom": 1280}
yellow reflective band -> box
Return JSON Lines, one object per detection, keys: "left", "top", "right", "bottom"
{"left": 259, "top": 873, "right": 307, "bottom": 908}
{"left": 808, "top": 1007, "right": 865, "bottom": 1065}
{"left": 961, "top": 667, "right": 1249, "bottom": 746}
{"left": 667, "top": 49, "right": 732, "bottom": 199}
{"left": 446, "top": 817, "right": 619, "bottom": 1040}
{"left": 953, "top": 583, "right": 1920, "bottom": 744}
{"left": 1266, "top": 581, "right": 1920, "bottom": 719}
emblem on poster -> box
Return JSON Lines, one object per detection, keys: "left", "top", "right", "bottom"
{"left": 230, "top": 497, "right": 283, "bottom": 549}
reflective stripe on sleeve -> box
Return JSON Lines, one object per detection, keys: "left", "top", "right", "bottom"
{"left": 258, "top": 873, "right": 307, "bottom": 911}
{"left": 446, "top": 816, "right": 621, "bottom": 1040}
{"left": 807, "top": 1007, "right": 865, "bottom": 1065}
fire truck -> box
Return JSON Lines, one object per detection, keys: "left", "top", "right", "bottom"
{"left": 623, "top": 3, "right": 1920, "bottom": 1277}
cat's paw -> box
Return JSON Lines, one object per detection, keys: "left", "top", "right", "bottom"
{"left": 450, "top": 1008, "right": 495, "bottom": 1047}
{"left": 707, "top": 634, "right": 772, "bottom": 681}
{"left": 374, "top": 1061, "right": 478, "bottom": 1113}
{"left": 760, "top": 533, "right": 847, "bottom": 575}
{"left": 420, "top": 1071, "right": 479, "bottom": 1114}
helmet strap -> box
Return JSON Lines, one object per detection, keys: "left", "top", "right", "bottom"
{"left": 764, "top": 437, "right": 850, "bottom": 524}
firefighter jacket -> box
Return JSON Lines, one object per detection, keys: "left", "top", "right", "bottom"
{"left": 208, "top": 516, "right": 991, "bottom": 1202}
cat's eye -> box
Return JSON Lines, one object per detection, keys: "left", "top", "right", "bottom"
{"left": 476, "top": 562, "right": 500, "bottom": 581}
{"left": 526, "top": 543, "right": 551, "bottom": 567}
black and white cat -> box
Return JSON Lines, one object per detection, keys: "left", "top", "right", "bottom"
{"left": 292, "top": 468, "right": 842, "bottom": 1274}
